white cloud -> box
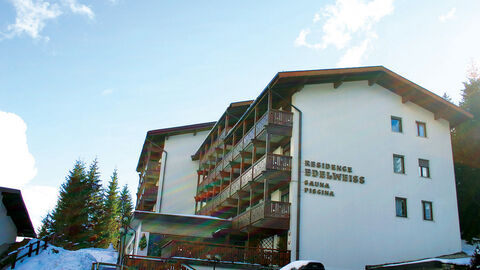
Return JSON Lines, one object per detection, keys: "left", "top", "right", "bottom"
{"left": 0, "top": 111, "right": 38, "bottom": 188}
{"left": 295, "top": 0, "right": 394, "bottom": 66}
{"left": 3, "top": 0, "right": 96, "bottom": 40}
{"left": 0, "top": 111, "right": 58, "bottom": 231}
{"left": 22, "top": 185, "right": 58, "bottom": 230}
{"left": 102, "top": 88, "right": 114, "bottom": 96}
{"left": 439, "top": 8, "right": 456, "bottom": 22}
{"left": 5, "top": 0, "right": 62, "bottom": 40}
{"left": 64, "top": 0, "right": 94, "bottom": 20}
{"left": 336, "top": 39, "right": 370, "bottom": 67}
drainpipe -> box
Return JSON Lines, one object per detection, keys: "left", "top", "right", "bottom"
{"left": 146, "top": 140, "right": 168, "bottom": 213}
{"left": 270, "top": 89, "right": 303, "bottom": 261}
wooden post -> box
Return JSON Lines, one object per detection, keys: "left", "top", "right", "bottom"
{"left": 28, "top": 243, "right": 33, "bottom": 257}
{"left": 35, "top": 241, "right": 40, "bottom": 255}
{"left": 253, "top": 107, "right": 257, "bottom": 164}
{"left": 237, "top": 193, "right": 241, "bottom": 216}
{"left": 11, "top": 253, "right": 18, "bottom": 268}
{"left": 267, "top": 90, "right": 272, "bottom": 109}
{"left": 263, "top": 178, "right": 269, "bottom": 202}
{"left": 266, "top": 133, "right": 271, "bottom": 154}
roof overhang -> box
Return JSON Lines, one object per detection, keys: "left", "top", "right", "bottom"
{"left": 136, "top": 122, "right": 216, "bottom": 172}
{"left": 271, "top": 66, "right": 473, "bottom": 127}
{"left": 0, "top": 187, "right": 36, "bottom": 238}
{"left": 225, "top": 66, "right": 472, "bottom": 136}
{"left": 192, "top": 100, "right": 253, "bottom": 159}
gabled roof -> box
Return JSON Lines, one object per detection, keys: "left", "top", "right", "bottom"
{"left": 227, "top": 66, "right": 472, "bottom": 133}
{"left": 0, "top": 187, "right": 36, "bottom": 238}
{"left": 136, "top": 122, "right": 216, "bottom": 172}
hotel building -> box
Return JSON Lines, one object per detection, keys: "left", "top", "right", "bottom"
{"left": 125, "top": 66, "right": 472, "bottom": 270}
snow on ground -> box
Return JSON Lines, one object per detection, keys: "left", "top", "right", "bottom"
{"left": 280, "top": 260, "right": 318, "bottom": 270}
{"left": 79, "top": 244, "right": 118, "bottom": 264}
{"left": 462, "top": 239, "right": 480, "bottom": 256}
{"left": 13, "top": 242, "right": 118, "bottom": 270}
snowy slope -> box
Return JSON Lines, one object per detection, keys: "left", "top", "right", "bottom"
{"left": 12, "top": 243, "right": 118, "bottom": 270}
{"left": 79, "top": 245, "right": 118, "bottom": 264}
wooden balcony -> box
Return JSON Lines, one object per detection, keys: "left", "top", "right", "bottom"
{"left": 197, "top": 154, "right": 291, "bottom": 215}
{"left": 136, "top": 185, "right": 158, "bottom": 211}
{"left": 161, "top": 240, "right": 290, "bottom": 267}
{"left": 198, "top": 109, "right": 293, "bottom": 180}
{"left": 232, "top": 201, "right": 290, "bottom": 231}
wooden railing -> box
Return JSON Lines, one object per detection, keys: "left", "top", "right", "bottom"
{"left": 123, "top": 255, "right": 188, "bottom": 270}
{"left": 161, "top": 240, "right": 290, "bottom": 267}
{"left": 137, "top": 185, "right": 158, "bottom": 210}
{"left": 198, "top": 109, "right": 293, "bottom": 187}
{"left": 91, "top": 262, "right": 128, "bottom": 270}
{"left": 232, "top": 201, "right": 290, "bottom": 230}
{"left": 8, "top": 240, "right": 48, "bottom": 269}
{"left": 197, "top": 154, "right": 291, "bottom": 215}
{"left": 269, "top": 109, "right": 293, "bottom": 126}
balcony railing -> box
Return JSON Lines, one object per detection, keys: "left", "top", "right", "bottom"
{"left": 136, "top": 185, "right": 158, "bottom": 210}
{"left": 197, "top": 154, "right": 292, "bottom": 215}
{"left": 268, "top": 109, "right": 293, "bottom": 126}
{"left": 232, "top": 201, "right": 290, "bottom": 230}
{"left": 161, "top": 240, "right": 290, "bottom": 267}
{"left": 199, "top": 109, "right": 293, "bottom": 184}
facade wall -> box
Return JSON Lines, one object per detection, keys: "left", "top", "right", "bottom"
{"left": 155, "top": 130, "right": 209, "bottom": 215}
{"left": 0, "top": 194, "right": 17, "bottom": 248}
{"left": 290, "top": 81, "right": 461, "bottom": 270}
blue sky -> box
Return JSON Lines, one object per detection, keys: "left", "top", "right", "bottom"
{"left": 1, "top": 0, "right": 479, "bottom": 229}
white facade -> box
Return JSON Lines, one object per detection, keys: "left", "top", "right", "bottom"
{"left": 130, "top": 130, "right": 209, "bottom": 254}
{"left": 289, "top": 81, "right": 461, "bottom": 270}
{"left": 155, "top": 130, "right": 209, "bottom": 214}
{"left": 0, "top": 193, "right": 17, "bottom": 253}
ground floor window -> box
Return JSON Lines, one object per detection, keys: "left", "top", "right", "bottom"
{"left": 395, "top": 197, "right": 407, "bottom": 218}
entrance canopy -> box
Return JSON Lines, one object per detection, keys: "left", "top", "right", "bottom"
{"left": 132, "top": 211, "right": 231, "bottom": 238}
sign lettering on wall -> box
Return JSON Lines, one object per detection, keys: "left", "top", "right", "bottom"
{"left": 303, "top": 160, "right": 366, "bottom": 197}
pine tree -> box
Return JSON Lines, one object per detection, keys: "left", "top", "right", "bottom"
{"left": 38, "top": 211, "right": 54, "bottom": 239}
{"left": 470, "top": 245, "right": 480, "bottom": 270}
{"left": 85, "top": 158, "right": 105, "bottom": 246}
{"left": 452, "top": 70, "right": 480, "bottom": 242}
{"left": 119, "top": 184, "right": 134, "bottom": 229}
{"left": 442, "top": 92, "right": 453, "bottom": 103}
{"left": 51, "top": 160, "right": 90, "bottom": 249}
{"left": 100, "top": 169, "right": 121, "bottom": 248}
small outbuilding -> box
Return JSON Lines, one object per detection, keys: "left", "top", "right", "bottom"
{"left": 0, "top": 187, "right": 36, "bottom": 254}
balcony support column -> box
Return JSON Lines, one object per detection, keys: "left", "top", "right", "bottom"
{"left": 266, "top": 132, "right": 271, "bottom": 154}
{"left": 267, "top": 89, "right": 272, "bottom": 109}
{"left": 263, "top": 178, "right": 269, "bottom": 202}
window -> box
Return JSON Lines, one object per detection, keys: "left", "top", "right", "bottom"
{"left": 422, "top": 201, "right": 433, "bottom": 221}
{"left": 395, "top": 197, "right": 407, "bottom": 218}
{"left": 393, "top": 154, "right": 405, "bottom": 174}
{"left": 419, "top": 159, "right": 430, "bottom": 178}
{"left": 416, "top": 121, "right": 427, "bottom": 137}
{"left": 391, "top": 116, "right": 402, "bottom": 133}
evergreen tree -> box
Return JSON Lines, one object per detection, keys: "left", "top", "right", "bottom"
{"left": 470, "top": 245, "right": 480, "bottom": 270}
{"left": 452, "top": 71, "right": 480, "bottom": 241}
{"left": 38, "top": 211, "right": 54, "bottom": 239}
{"left": 100, "top": 169, "right": 121, "bottom": 248}
{"left": 85, "top": 158, "right": 105, "bottom": 246}
{"left": 442, "top": 92, "right": 453, "bottom": 103}
{"left": 50, "top": 160, "right": 90, "bottom": 249}
{"left": 119, "top": 184, "right": 133, "bottom": 229}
